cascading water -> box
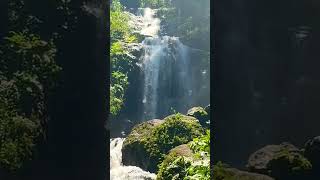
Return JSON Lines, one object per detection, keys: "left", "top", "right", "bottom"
{"left": 110, "top": 138, "right": 156, "bottom": 180}
{"left": 141, "top": 36, "right": 194, "bottom": 120}
{"left": 139, "top": 8, "right": 195, "bottom": 120}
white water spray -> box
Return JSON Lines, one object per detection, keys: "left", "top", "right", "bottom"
{"left": 110, "top": 138, "right": 156, "bottom": 180}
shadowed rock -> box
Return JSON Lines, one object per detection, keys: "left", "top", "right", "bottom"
{"left": 247, "top": 143, "right": 312, "bottom": 179}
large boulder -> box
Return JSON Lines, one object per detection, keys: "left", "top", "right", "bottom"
{"left": 122, "top": 114, "right": 204, "bottom": 173}
{"left": 247, "top": 143, "right": 312, "bottom": 179}
{"left": 121, "top": 119, "right": 163, "bottom": 170}
{"left": 187, "top": 106, "right": 209, "bottom": 128}
{"left": 304, "top": 136, "right": 320, "bottom": 174}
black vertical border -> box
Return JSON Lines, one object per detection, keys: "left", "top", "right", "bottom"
{"left": 211, "top": 0, "right": 216, "bottom": 176}
{"left": 106, "top": 0, "right": 111, "bottom": 179}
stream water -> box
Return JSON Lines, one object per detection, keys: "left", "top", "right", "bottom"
{"left": 110, "top": 138, "right": 156, "bottom": 180}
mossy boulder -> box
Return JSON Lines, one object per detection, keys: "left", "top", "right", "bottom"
{"left": 157, "top": 144, "right": 210, "bottom": 180}
{"left": 122, "top": 114, "right": 204, "bottom": 173}
{"left": 168, "top": 144, "right": 194, "bottom": 157}
{"left": 214, "top": 162, "right": 274, "bottom": 180}
{"left": 157, "top": 145, "right": 194, "bottom": 180}
{"left": 247, "top": 143, "right": 312, "bottom": 179}
{"left": 187, "top": 107, "right": 209, "bottom": 128}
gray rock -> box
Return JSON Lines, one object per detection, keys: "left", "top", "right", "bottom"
{"left": 187, "top": 106, "right": 209, "bottom": 128}
{"left": 247, "top": 142, "right": 312, "bottom": 179}
{"left": 305, "top": 136, "right": 320, "bottom": 169}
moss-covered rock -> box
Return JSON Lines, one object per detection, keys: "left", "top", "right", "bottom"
{"left": 187, "top": 107, "right": 209, "bottom": 128}
{"left": 168, "top": 144, "right": 194, "bottom": 157}
{"left": 156, "top": 150, "right": 192, "bottom": 180}
{"left": 122, "top": 113, "right": 204, "bottom": 173}
{"left": 247, "top": 143, "right": 312, "bottom": 179}
{"left": 157, "top": 145, "right": 210, "bottom": 180}
{"left": 214, "top": 162, "right": 274, "bottom": 180}
{"left": 157, "top": 131, "right": 211, "bottom": 180}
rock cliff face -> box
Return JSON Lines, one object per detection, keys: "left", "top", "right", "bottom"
{"left": 214, "top": 0, "right": 320, "bottom": 167}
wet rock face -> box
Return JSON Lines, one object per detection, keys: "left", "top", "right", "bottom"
{"left": 305, "top": 136, "right": 320, "bottom": 170}
{"left": 247, "top": 143, "right": 312, "bottom": 179}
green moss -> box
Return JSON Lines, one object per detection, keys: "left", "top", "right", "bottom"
{"left": 213, "top": 162, "right": 273, "bottom": 180}
{"left": 157, "top": 130, "right": 210, "bottom": 180}
{"left": 157, "top": 153, "right": 191, "bottom": 180}
{"left": 267, "top": 148, "right": 312, "bottom": 178}
{"left": 187, "top": 107, "right": 209, "bottom": 128}
{"left": 149, "top": 114, "right": 204, "bottom": 153}
{"left": 0, "top": 103, "right": 38, "bottom": 171}
{"left": 213, "top": 162, "right": 237, "bottom": 180}
{"left": 123, "top": 113, "right": 204, "bottom": 172}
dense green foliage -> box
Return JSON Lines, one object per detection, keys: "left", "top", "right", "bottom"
{"left": 110, "top": 0, "right": 130, "bottom": 41}
{"left": 150, "top": 114, "right": 204, "bottom": 154}
{"left": 267, "top": 148, "right": 312, "bottom": 178}
{"left": 0, "top": 32, "right": 60, "bottom": 171}
{"left": 157, "top": 130, "right": 211, "bottom": 180}
{"left": 0, "top": 1, "right": 61, "bottom": 172}
{"left": 110, "top": 0, "right": 138, "bottom": 116}
{"left": 0, "top": 103, "right": 38, "bottom": 171}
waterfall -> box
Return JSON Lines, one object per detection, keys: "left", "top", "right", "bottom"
{"left": 141, "top": 36, "right": 194, "bottom": 120}
{"left": 110, "top": 138, "right": 156, "bottom": 180}
{"left": 139, "top": 8, "right": 194, "bottom": 120}
{"left": 109, "top": 7, "right": 209, "bottom": 179}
